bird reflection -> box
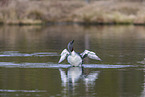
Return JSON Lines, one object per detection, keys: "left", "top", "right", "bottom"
{"left": 59, "top": 66, "right": 100, "bottom": 93}
{"left": 138, "top": 58, "right": 145, "bottom": 64}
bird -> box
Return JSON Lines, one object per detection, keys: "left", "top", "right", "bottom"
{"left": 58, "top": 40, "right": 102, "bottom": 66}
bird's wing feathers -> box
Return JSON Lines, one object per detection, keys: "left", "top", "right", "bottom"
{"left": 58, "top": 49, "right": 69, "bottom": 63}
{"left": 80, "top": 50, "right": 101, "bottom": 60}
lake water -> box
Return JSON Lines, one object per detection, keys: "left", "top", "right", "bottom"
{"left": 0, "top": 25, "right": 144, "bottom": 97}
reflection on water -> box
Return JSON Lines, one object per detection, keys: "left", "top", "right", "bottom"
{"left": 0, "top": 25, "right": 144, "bottom": 64}
{"left": 138, "top": 58, "right": 145, "bottom": 65}
{"left": 59, "top": 66, "right": 99, "bottom": 96}
{"left": 0, "top": 25, "right": 144, "bottom": 97}
{"left": 59, "top": 66, "right": 99, "bottom": 85}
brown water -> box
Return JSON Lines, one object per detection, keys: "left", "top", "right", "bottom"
{"left": 0, "top": 25, "right": 144, "bottom": 97}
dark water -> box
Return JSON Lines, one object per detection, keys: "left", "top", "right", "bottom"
{"left": 0, "top": 25, "right": 144, "bottom": 97}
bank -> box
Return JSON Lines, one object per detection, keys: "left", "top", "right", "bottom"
{"left": 0, "top": 0, "right": 145, "bottom": 25}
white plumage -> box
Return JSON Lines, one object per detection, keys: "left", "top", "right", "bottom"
{"left": 58, "top": 40, "right": 102, "bottom": 66}
{"left": 67, "top": 51, "right": 82, "bottom": 66}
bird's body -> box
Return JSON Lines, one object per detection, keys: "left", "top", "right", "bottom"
{"left": 67, "top": 51, "right": 82, "bottom": 66}
{"left": 58, "top": 40, "right": 102, "bottom": 66}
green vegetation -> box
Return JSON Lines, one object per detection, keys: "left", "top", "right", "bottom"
{"left": 0, "top": 0, "right": 145, "bottom": 25}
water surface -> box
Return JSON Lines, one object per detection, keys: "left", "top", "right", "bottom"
{"left": 0, "top": 25, "right": 144, "bottom": 97}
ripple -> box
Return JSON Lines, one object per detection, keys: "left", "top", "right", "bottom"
{"left": 0, "top": 51, "right": 59, "bottom": 57}
{"left": 0, "top": 62, "right": 135, "bottom": 69}
{"left": 84, "top": 64, "right": 133, "bottom": 68}
{"left": 0, "top": 89, "right": 46, "bottom": 93}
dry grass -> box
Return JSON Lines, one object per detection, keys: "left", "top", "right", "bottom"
{"left": 0, "top": 0, "right": 145, "bottom": 24}
{"left": 0, "top": 0, "right": 85, "bottom": 24}
{"left": 71, "top": 1, "right": 145, "bottom": 24}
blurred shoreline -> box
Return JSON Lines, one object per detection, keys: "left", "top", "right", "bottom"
{"left": 0, "top": 0, "right": 145, "bottom": 25}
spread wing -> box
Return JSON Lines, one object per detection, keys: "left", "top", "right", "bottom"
{"left": 58, "top": 49, "right": 69, "bottom": 63}
{"left": 80, "top": 50, "right": 102, "bottom": 61}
